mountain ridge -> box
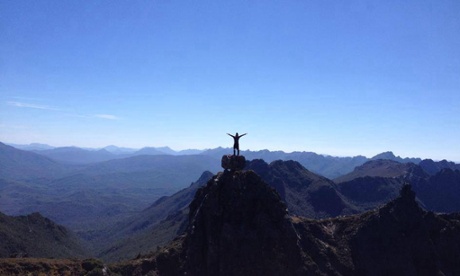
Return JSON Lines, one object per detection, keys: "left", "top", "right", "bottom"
{"left": 110, "top": 171, "right": 460, "bottom": 276}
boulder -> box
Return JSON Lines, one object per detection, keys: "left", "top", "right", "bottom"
{"left": 221, "top": 155, "right": 246, "bottom": 171}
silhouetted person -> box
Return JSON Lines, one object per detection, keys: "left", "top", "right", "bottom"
{"left": 227, "top": 132, "right": 247, "bottom": 156}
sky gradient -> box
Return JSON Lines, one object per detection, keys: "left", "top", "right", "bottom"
{"left": 1, "top": 1, "right": 459, "bottom": 161}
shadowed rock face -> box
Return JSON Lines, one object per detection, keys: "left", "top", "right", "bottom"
{"left": 181, "top": 170, "right": 307, "bottom": 275}
{"left": 246, "top": 159, "right": 357, "bottom": 218}
{"left": 292, "top": 185, "right": 460, "bottom": 276}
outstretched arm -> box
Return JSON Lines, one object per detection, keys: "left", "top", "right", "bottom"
{"left": 227, "top": 133, "right": 235, "bottom": 138}
{"left": 240, "top": 133, "right": 247, "bottom": 137}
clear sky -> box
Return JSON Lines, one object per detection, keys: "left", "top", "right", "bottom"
{"left": 1, "top": 1, "right": 459, "bottom": 161}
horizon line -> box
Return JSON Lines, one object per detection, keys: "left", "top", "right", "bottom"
{"left": 2, "top": 141, "right": 458, "bottom": 163}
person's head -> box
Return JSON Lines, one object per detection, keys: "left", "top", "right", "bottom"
{"left": 236, "top": 132, "right": 239, "bottom": 136}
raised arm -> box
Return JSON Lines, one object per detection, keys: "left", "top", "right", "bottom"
{"left": 239, "top": 133, "right": 247, "bottom": 137}
{"left": 227, "top": 133, "right": 235, "bottom": 138}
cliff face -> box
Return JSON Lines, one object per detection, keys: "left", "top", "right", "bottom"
{"left": 182, "top": 170, "right": 306, "bottom": 275}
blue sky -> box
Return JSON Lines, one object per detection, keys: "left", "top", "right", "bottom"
{"left": 1, "top": 1, "right": 459, "bottom": 161}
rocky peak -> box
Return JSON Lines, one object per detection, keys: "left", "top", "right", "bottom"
{"left": 347, "top": 184, "right": 460, "bottom": 276}
{"left": 378, "top": 184, "right": 423, "bottom": 221}
{"left": 157, "top": 169, "right": 306, "bottom": 275}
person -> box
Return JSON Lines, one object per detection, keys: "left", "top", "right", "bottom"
{"left": 227, "top": 132, "right": 247, "bottom": 156}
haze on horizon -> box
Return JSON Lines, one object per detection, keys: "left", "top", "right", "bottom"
{"left": 1, "top": 1, "right": 459, "bottom": 162}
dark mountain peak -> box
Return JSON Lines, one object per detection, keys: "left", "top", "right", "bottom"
{"left": 244, "top": 158, "right": 270, "bottom": 176}
{"left": 163, "top": 170, "right": 306, "bottom": 275}
{"left": 344, "top": 184, "right": 460, "bottom": 275}
{"left": 188, "top": 170, "right": 287, "bottom": 227}
{"left": 190, "top": 170, "right": 214, "bottom": 188}
{"left": 110, "top": 169, "right": 308, "bottom": 274}
{"left": 380, "top": 184, "right": 421, "bottom": 216}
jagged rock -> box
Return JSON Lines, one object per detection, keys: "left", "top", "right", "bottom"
{"left": 111, "top": 175, "right": 460, "bottom": 276}
{"left": 348, "top": 185, "right": 460, "bottom": 276}
{"left": 221, "top": 154, "right": 246, "bottom": 171}
{"left": 181, "top": 170, "right": 307, "bottom": 275}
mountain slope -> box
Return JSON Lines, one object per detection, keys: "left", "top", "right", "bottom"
{"left": 0, "top": 212, "right": 86, "bottom": 258}
{"left": 333, "top": 160, "right": 424, "bottom": 209}
{"left": 414, "top": 168, "right": 460, "bottom": 213}
{"left": 74, "top": 154, "right": 220, "bottom": 179}
{"left": 247, "top": 159, "right": 358, "bottom": 218}
{"left": 97, "top": 171, "right": 213, "bottom": 261}
{"left": 334, "top": 159, "right": 422, "bottom": 183}
{"left": 335, "top": 159, "right": 460, "bottom": 213}
{"left": 1, "top": 153, "right": 221, "bottom": 241}
{"left": 419, "top": 159, "right": 460, "bottom": 175}
{"left": 0, "top": 142, "right": 71, "bottom": 181}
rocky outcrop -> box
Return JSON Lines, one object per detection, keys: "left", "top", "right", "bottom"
{"left": 181, "top": 170, "right": 307, "bottom": 275}
{"left": 221, "top": 154, "right": 246, "bottom": 171}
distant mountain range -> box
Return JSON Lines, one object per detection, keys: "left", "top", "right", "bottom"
{"left": 6, "top": 142, "right": 441, "bottom": 179}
